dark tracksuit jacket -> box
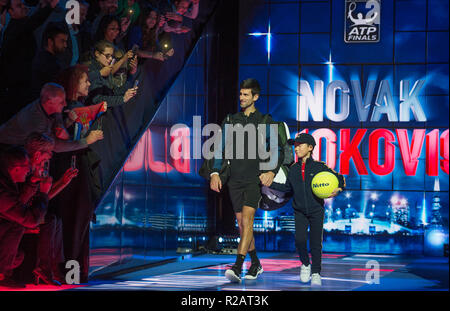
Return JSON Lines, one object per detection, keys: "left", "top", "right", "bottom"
{"left": 211, "top": 109, "right": 284, "bottom": 211}
{"left": 270, "top": 157, "right": 346, "bottom": 274}
{"left": 212, "top": 109, "right": 284, "bottom": 184}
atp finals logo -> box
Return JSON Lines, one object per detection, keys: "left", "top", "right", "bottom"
{"left": 345, "top": 0, "right": 381, "bottom": 43}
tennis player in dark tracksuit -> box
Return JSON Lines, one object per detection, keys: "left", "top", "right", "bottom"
{"left": 270, "top": 133, "right": 346, "bottom": 286}
{"left": 210, "top": 78, "right": 284, "bottom": 283}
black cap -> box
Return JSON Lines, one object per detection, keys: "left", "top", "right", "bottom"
{"left": 287, "top": 133, "right": 316, "bottom": 147}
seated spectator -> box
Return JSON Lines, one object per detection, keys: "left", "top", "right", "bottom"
{"left": 86, "top": 40, "right": 137, "bottom": 107}
{"left": 0, "top": 145, "right": 51, "bottom": 288}
{"left": 0, "top": 83, "right": 104, "bottom": 152}
{"left": 0, "top": 0, "right": 59, "bottom": 123}
{"left": 117, "top": 0, "right": 140, "bottom": 25}
{"left": 31, "top": 22, "right": 69, "bottom": 101}
{"left": 128, "top": 7, "right": 174, "bottom": 61}
{"left": 24, "top": 132, "right": 78, "bottom": 285}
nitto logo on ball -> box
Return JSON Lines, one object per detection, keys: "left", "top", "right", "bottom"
{"left": 313, "top": 183, "right": 330, "bottom": 188}
{"left": 345, "top": 0, "right": 381, "bottom": 43}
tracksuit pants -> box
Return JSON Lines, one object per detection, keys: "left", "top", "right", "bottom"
{"left": 294, "top": 208, "right": 325, "bottom": 274}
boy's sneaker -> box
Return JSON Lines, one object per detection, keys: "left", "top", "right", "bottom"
{"left": 300, "top": 264, "right": 311, "bottom": 283}
{"left": 311, "top": 273, "right": 322, "bottom": 286}
{"left": 244, "top": 263, "right": 264, "bottom": 280}
{"left": 225, "top": 265, "right": 242, "bottom": 283}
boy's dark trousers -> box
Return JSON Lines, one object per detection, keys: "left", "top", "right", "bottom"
{"left": 294, "top": 208, "right": 325, "bottom": 274}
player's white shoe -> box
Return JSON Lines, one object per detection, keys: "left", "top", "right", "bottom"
{"left": 300, "top": 264, "right": 311, "bottom": 283}
{"left": 311, "top": 273, "right": 322, "bottom": 286}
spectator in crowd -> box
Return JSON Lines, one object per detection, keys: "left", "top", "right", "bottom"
{"left": 117, "top": 0, "right": 140, "bottom": 25}
{"left": 48, "top": 64, "right": 105, "bottom": 284}
{"left": 95, "top": 14, "right": 123, "bottom": 50}
{"left": 0, "top": 83, "right": 104, "bottom": 152}
{"left": 23, "top": 132, "right": 78, "bottom": 285}
{"left": 0, "top": 145, "right": 51, "bottom": 288}
{"left": 31, "top": 22, "right": 69, "bottom": 101}
{"left": 65, "top": 0, "right": 93, "bottom": 65}
{"left": 162, "top": 0, "right": 200, "bottom": 34}
{"left": 128, "top": 7, "right": 174, "bottom": 61}
{"left": 0, "top": 0, "right": 10, "bottom": 47}
{"left": 91, "top": 0, "right": 119, "bottom": 39}
{"left": 174, "top": 0, "right": 200, "bottom": 19}
{"left": 35, "top": 0, "right": 93, "bottom": 69}
{"left": 94, "top": 14, "right": 137, "bottom": 87}
{"left": 0, "top": 0, "right": 59, "bottom": 123}
{"left": 0, "top": 0, "right": 205, "bottom": 287}
{"left": 86, "top": 40, "right": 137, "bottom": 106}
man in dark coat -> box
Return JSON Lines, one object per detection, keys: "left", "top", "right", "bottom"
{"left": 0, "top": 83, "right": 104, "bottom": 152}
{"left": 31, "top": 22, "right": 69, "bottom": 101}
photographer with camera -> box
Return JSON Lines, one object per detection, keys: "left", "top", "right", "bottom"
{"left": 0, "top": 145, "right": 51, "bottom": 288}
{"left": 23, "top": 132, "right": 78, "bottom": 286}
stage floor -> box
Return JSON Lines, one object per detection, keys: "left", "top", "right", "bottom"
{"left": 1, "top": 252, "right": 448, "bottom": 291}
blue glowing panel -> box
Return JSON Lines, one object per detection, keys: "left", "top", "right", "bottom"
{"left": 270, "top": 34, "right": 299, "bottom": 65}
{"left": 169, "top": 72, "right": 185, "bottom": 96}
{"left": 424, "top": 96, "right": 450, "bottom": 127}
{"left": 240, "top": 34, "right": 272, "bottom": 65}
{"left": 395, "top": 0, "right": 427, "bottom": 31}
{"left": 428, "top": 0, "right": 449, "bottom": 31}
{"left": 182, "top": 95, "right": 205, "bottom": 127}
{"left": 426, "top": 64, "right": 449, "bottom": 96}
{"left": 300, "top": 34, "right": 330, "bottom": 64}
{"left": 428, "top": 32, "right": 450, "bottom": 63}
{"left": 184, "top": 66, "right": 205, "bottom": 96}
{"left": 300, "top": 2, "right": 330, "bottom": 33}
{"left": 270, "top": 3, "right": 299, "bottom": 34}
{"left": 166, "top": 96, "right": 185, "bottom": 124}
{"left": 268, "top": 95, "right": 298, "bottom": 125}
{"left": 268, "top": 65, "right": 298, "bottom": 95}
{"left": 255, "top": 95, "right": 269, "bottom": 115}
{"left": 239, "top": 3, "right": 269, "bottom": 36}
{"left": 395, "top": 32, "right": 426, "bottom": 64}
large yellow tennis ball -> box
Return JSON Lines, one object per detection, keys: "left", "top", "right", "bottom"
{"left": 311, "top": 171, "right": 339, "bottom": 199}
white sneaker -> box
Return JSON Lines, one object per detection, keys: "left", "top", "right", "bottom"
{"left": 311, "top": 273, "right": 322, "bottom": 286}
{"left": 300, "top": 264, "right": 311, "bottom": 283}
